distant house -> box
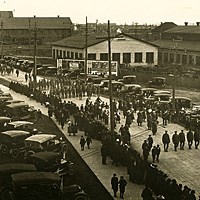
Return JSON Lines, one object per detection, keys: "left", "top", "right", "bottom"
{"left": 52, "top": 32, "right": 158, "bottom": 67}
{"left": 0, "top": 11, "right": 72, "bottom": 45}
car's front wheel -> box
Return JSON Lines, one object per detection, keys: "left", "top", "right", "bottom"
{"left": 73, "top": 193, "right": 88, "bottom": 200}
{"left": 11, "top": 148, "right": 20, "bottom": 159}
{"left": 1, "top": 145, "right": 8, "bottom": 154}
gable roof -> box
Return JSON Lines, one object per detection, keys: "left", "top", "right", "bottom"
{"left": 152, "top": 39, "right": 200, "bottom": 52}
{"left": 152, "top": 22, "right": 177, "bottom": 33}
{"left": 52, "top": 32, "right": 158, "bottom": 49}
{"left": 164, "top": 26, "right": 200, "bottom": 34}
{"left": 1, "top": 17, "right": 72, "bottom": 29}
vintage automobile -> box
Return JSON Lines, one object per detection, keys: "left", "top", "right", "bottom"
{"left": 122, "top": 75, "right": 136, "bottom": 84}
{"left": 141, "top": 88, "right": 157, "bottom": 98}
{"left": 154, "top": 93, "right": 171, "bottom": 103}
{"left": 174, "top": 97, "right": 192, "bottom": 109}
{"left": 5, "top": 103, "right": 37, "bottom": 121}
{"left": 153, "top": 90, "right": 171, "bottom": 95}
{"left": 5, "top": 121, "right": 37, "bottom": 134}
{"left": 27, "top": 151, "right": 74, "bottom": 176}
{"left": 0, "top": 93, "right": 13, "bottom": 99}
{"left": 0, "top": 163, "right": 37, "bottom": 185}
{"left": 4, "top": 99, "right": 25, "bottom": 106}
{"left": 24, "top": 134, "right": 68, "bottom": 155}
{"left": 0, "top": 130, "right": 32, "bottom": 159}
{"left": 0, "top": 116, "right": 11, "bottom": 131}
{"left": 148, "top": 77, "right": 166, "bottom": 88}
{"left": 100, "top": 80, "right": 123, "bottom": 94}
{"left": 119, "top": 84, "right": 142, "bottom": 95}
{"left": 0, "top": 172, "right": 88, "bottom": 200}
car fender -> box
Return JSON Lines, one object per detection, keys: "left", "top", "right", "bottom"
{"left": 73, "top": 191, "right": 88, "bottom": 200}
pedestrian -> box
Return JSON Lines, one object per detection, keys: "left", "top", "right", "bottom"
{"left": 187, "top": 129, "right": 194, "bottom": 149}
{"left": 152, "top": 146, "right": 157, "bottom": 163}
{"left": 162, "top": 130, "right": 170, "bottom": 152}
{"left": 111, "top": 174, "right": 118, "bottom": 198}
{"left": 147, "top": 135, "right": 153, "bottom": 150}
{"left": 194, "top": 129, "right": 200, "bottom": 149}
{"left": 25, "top": 73, "right": 28, "bottom": 82}
{"left": 36, "top": 109, "right": 42, "bottom": 121}
{"left": 155, "top": 144, "right": 161, "bottom": 162}
{"left": 16, "top": 69, "right": 19, "bottom": 77}
{"left": 79, "top": 136, "right": 86, "bottom": 151}
{"left": 86, "top": 135, "right": 92, "bottom": 149}
{"left": 179, "top": 130, "right": 185, "bottom": 150}
{"left": 172, "top": 131, "right": 179, "bottom": 151}
{"left": 101, "top": 144, "right": 107, "bottom": 165}
{"left": 152, "top": 120, "right": 157, "bottom": 135}
{"left": 141, "top": 186, "right": 155, "bottom": 200}
{"left": 118, "top": 176, "right": 127, "bottom": 199}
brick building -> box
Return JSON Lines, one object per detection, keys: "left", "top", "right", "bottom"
{"left": 0, "top": 11, "right": 72, "bottom": 45}
{"left": 51, "top": 32, "right": 158, "bottom": 67}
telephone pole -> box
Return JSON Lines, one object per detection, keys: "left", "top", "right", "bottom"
{"left": 33, "top": 21, "right": 37, "bottom": 87}
{"left": 1, "top": 21, "right": 4, "bottom": 59}
{"left": 108, "top": 20, "right": 114, "bottom": 135}
{"left": 84, "top": 16, "right": 88, "bottom": 81}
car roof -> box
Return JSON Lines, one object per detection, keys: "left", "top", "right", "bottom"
{"left": 0, "top": 116, "right": 11, "bottom": 122}
{"left": 123, "top": 84, "right": 142, "bottom": 88}
{"left": 29, "top": 152, "right": 61, "bottom": 162}
{"left": 6, "top": 102, "right": 29, "bottom": 108}
{"left": 8, "top": 121, "right": 33, "bottom": 126}
{"left": 12, "top": 172, "right": 61, "bottom": 186}
{"left": 0, "top": 96, "right": 12, "bottom": 101}
{"left": 154, "top": 90, "right": 171, "bottom": 95}
{"left": 1, "top": 130, "right": 31, "bottom": 137}
{"left": 123, "top": 75, "right": 136, "bottom": 78}
{"left": 142, "top": 88, "right": 157, "bottom": 91}
{"left": 25, "top": 134, "right": 56, "bottom": 143}
{"left": 175, "top": 97, "right": 192, "bottom": 101}
{"left": 6, "top": 99, "right": 24, "bottom": 104}
{"left": 0, "top": 163, "right": 37, "bottom": 174}
{"left": 152, "top": 77, "right": 166, "bottom": 80}
{"left": 154, "top": 93, "right": 171, "bottom": 97}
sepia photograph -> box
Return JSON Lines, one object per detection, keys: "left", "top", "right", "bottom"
{"left": 0, "top": 0, "right": 200, "bottom": 199}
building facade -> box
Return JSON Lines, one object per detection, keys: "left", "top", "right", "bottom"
{"left": 52, "top": 33, "right": 158, "bottom": 66}
{"left": 0, "top": 11, "right": 72, "bottom": 45}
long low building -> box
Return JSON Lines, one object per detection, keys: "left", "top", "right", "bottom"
{"left": 51, "top": 32, "right": 158, "bottom": 67}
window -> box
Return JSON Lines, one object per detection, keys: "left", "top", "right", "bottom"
{"left": 63, "top": 51, "right": 66, "bottom": 58}
{"left": 146, "top": 52, "right": 154, "bottom": 63}
{"left": 59, "top": 50, "right": 62, "bottom": 58}
{"left": 164, "top": 53, "right": 168, "bottom": 63}
{"left": 196, "top": 56, "right": 200, "bottom": 66}
{"left": 71, "top": 52, "right": 74, "bottom": 59}
{"left": 100, "top": 53, "right": 108, "bottom": 61}
{"left": 169, "top": 53, "right": 174, "bottom": 63}
{"left": 79, "top": 53, "right": 83, "bottom": 59}
{"left": 67, "top": 51, "right": 70, "bottom": 58}
{"left": 134, "top": 52, "right": 142, "bottom": 63}
{"left": 112, "top": 53, "right": 120, "bottom": 63}
{"left": 123, "top": 53, "right": 131, "bottom": 63}
{"left": 88, "top": 53, "right": 96, "bottom": 60}
{"left": 75, "top": 52, "right": 78, "bottom": 59}
{"left": 56, "top": 50, "right": 59, "bottom": 58}
{"left": 189, "top": 55, "right": 194, "bottom": 65}
{"left": 182, "top": 54, "right": 187, "bottom": 65}
{"left": 52, "top": 49, "right": 56, "bottom": 59}
{"left": 176, "top": 54, "right": 181, "bottom": 64}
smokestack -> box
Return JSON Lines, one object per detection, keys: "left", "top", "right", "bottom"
{"left": 197, "top": 22, "right": 200, "bottom": 26}
{"left": 34, "top": 15, "right": 36, "bottom": 18}
{"left": 184, "top": 22, "right": 188, "bottom": 26}
{"left": 58, "top": 15, "right": 60, "bottom": 18}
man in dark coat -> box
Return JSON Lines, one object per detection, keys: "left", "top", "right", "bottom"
{"left": 151, "top": 146, "right": 157, "bottom": 163}
{"left": 111, "top": 174, "right": 118, "bottom": 197}
{"left": 155, "top": 144, "right": 161, "bottom": 162}
{"left": 147, "top": 135, "right": 153, "bottom": 151}
{"left": 179, "top": 130, "right": 185, "bottom": 150}
{"left": 187, "top": 129, "right": 194, "bottom": 149}
{"left": 79, "top": 136, "right": 86, "bottom": 151}
{"left": 162, "top": 131, "right": 170, "bottom": 152}
{"left": 118, "top": 176, "right": 127, "bottom": 199}
{"left": 194, "top": 129, "right": 200, "bottom": 149}
{"left": 172, "top": 131, "right": 179, "bottom": 151}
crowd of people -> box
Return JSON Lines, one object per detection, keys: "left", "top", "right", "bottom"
{"left": 7, "top": 69, "right": 200, "bottom": 199}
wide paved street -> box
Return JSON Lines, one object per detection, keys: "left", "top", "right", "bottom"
{"left": 1, "top": 71, "right": 200, "bottom": 199}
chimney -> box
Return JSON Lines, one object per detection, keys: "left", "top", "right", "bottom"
{"left": 34, "top": 15, "right": 36, "bottom": 18}
{"left": 58, "top": 15, "right": 60, "bottom": 18}
{"left": 184, "top": 22, "right": 188, "bottom": 26}
{"left": 197, "top": 22, "right": 200, "bottom": 26}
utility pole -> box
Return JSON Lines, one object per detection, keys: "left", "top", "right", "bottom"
{"left": 1, "top": 21, "right": 4, "bottom": 59}
{"left": 33, "top": 21, "right": 37, "bottom": 88}
{"left": 108, "top": 20, "right": 114, "bottom": 135}
{"left": 28, "top": 18, "right": 31, "bottom": 48}
{"left": 84, "top": 16, "right": 88, "bottom": 81}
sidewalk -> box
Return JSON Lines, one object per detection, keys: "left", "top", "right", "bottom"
{"left": 1, "top": 71, "right": 200, "bottom": 198}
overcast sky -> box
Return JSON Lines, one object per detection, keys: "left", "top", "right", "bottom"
{"left": 1, "top": 0, "right": 200, "bottom": 25}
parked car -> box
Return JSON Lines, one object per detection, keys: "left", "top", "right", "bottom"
{"left": 5, "top": 103, "right": 37, "bottom": 121}
{"left": 148, "top": 77, "right": 166, "bottom": 88}
{"left": 0, "top": 93, "right": 13, "bottom": 99}
{"left": 5, "top": 121, "right": 37, "bottom": 134}
{"left": 122, "top": 75, "right": 136, "bottom": 84}
{"left": 119, "top": 84, "right": 142, "bottom": 95}
{"left": 154, "top": 93, "right": 171, "bottom": 103}
{"left": 27, "top": 151, "right": 74, "bottom": 176}
{"left": 0, "top": 172, "right": 88, "bottom": 200}
{"left": 0, "top": 130, "right": 32, "bottom": 159}
{"left": 175, "top": 97, "right": 192, "bottom": 109}
{"left": 0, "top": 163, "right": 37, "bottom": 185}
{"left": 24, "top": 134, "right": 68, "bottom": 155}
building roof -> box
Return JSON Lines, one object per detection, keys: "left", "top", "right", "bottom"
{"left": 152, "top": 22, "right": 177, "bottom": 33}
{"left": 0, "top": 11, "right": 13, "bottom": 18}
{"left": 152, "top": 39, "right": 200, "bottom": 52}
{"left": 164, "top": 26, "right": 200, "bottom": 34}
{"left": 1, "top": 17, "right": 72, "bottom": 29}
{"left": 52, "top": 32, "right": 158, "bottom": 49}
